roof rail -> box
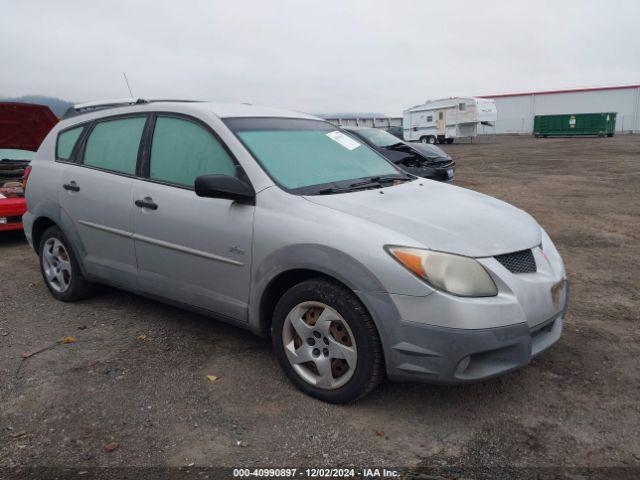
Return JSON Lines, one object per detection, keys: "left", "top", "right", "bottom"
{"left": 147, "top": 99, "right": 202, "bottom": 104}
{"left": 63, "top": 97, "right": 148, "bottom": 119}
{"left": 74, "top": 97, "right": 147, "bottom": 111}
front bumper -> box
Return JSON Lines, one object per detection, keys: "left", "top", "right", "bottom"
{"left": 384, "top": 310, "right": 564, "bottom": 384}
{"left": 404, "top": 164, "right": 455, "bottom": 183}
{"left": 361, "top": 268, "right": 568, "bottom": 384}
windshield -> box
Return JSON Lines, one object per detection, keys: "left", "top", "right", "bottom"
{"left": 0, "top": 149, "right": 35, "bottom": 161}
{"left": 349, "top": 128, "right": 403, "bottom": 148}
{"left": 225, "top": 118, "right": 402, "bottom": 192}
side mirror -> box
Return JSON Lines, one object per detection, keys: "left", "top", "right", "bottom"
{"left": 194, "top": 174, "right": 255, "bottom": 204}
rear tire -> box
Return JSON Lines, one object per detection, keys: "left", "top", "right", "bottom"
{"left": 271, "top": 279, "right": 383, "bottom": 403}
{"left": 446, "top": 138, "right": 454, "bottom": 144}
{"left": 39, "top": 226, "right": 93, "bottom": 302}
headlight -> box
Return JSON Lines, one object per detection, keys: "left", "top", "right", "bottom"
{"left": 539, "top": 227, "right": 566, "bottom": 277}
{"left": 385, "top": 246, "right": 498, "bottom": 297}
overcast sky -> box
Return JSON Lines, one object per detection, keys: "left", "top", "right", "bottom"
{"left": 1, "top": 0, "right": 638, "bottom": 115}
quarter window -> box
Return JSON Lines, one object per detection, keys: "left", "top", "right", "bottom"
{"left": 56, "top": 126, "right": 84, "bottom": 160}
{"left": 83, "top": 117, "right": 146, "bottom": 174}
{"left": 149, "top": 116, "right": 236, "bottom": 187}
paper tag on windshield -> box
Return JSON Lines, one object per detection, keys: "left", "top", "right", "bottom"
{"left": 326, "top": 131, "right": 361, "bottom": 150}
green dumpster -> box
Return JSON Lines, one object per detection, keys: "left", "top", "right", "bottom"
{"left": 533, "top": 112, "right": 617, "bottom": 137}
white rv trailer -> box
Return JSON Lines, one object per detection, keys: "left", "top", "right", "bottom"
{"left": 403, "top": 97, "right": 497, "bottom": 144}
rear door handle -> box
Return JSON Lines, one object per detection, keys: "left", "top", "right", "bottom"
{"left": 135, "top": 197, "right": 158, "bottom": 210}
{"left": 63, "top": 181, "right": 80, "bottom": 192}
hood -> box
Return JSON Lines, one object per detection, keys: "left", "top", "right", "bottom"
{"left": 409, "top": 142, "right": 450, "bottom": 160}
{"left": 380, "top": 144, "right": 448, "bottom": 167}
{"left": 305, "top": 180, "right": 541, "bottom": 257}
{"left": 0, "top": 103, "right": 58, "bottom": 151}
{"left": 377, "top": 147, "right": 413, "bottom": 164}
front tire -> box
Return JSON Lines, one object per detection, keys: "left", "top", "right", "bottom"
{"left": 271, "top": 279, "right": 383, "bottom": 403}
{"left": 39, "top": 226, "right": 93, "bottom": 302}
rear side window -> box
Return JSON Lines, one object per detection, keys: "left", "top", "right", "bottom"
{"left": 56, "top": 126, "right": 84, "bottom": 160}
{"left": 149, "top": 116, "right": 236, "bottom": 187}
{"left": 83, "top": 117, "right": 146, "bottom": 175}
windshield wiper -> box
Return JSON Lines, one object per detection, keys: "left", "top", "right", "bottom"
{"left": 318, "top": 183, "right": 381, "bottom": 195}
{"left": 353, "top": 174, "right": 412, "bottom": 186}
{"left": 317, "top": 175, "right": 412, "bottom": 195}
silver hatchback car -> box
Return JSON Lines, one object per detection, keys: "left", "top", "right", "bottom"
{"left": 23, "top": 99, "right": 568, "bottom": 403}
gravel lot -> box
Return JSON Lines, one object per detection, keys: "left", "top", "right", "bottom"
{"left": 1, "top": 135, "right": 639, "bottom": 476}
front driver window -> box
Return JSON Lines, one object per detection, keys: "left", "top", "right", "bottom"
{"left": 149, "top": 116, "right": 236, "bottom": 187}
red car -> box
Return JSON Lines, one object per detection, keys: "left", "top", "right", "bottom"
{"left": 0, "top": 103, "right": 58, "bottom": 231}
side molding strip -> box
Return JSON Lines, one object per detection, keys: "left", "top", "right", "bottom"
{"left": 133, "top": 233, "right": 244, "bottom": 266}
{"left": 77, "top": 220, "right": 244, "bottom": 267}
{"left": 78, "top": 220, "right": 132, "bottom": 239}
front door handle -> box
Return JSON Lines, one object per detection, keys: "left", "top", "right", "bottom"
{"left": 135, "top": 197, "right": 158, "bottom": 210}
{"left": 63, "top": 181, "right": 80, "bottom": 192}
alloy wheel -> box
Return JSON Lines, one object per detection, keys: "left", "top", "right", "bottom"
{"left": 42, "top": 238, "right": 72, "bottom": 293}
{"left": 282, "top": 301, "right": 357, "bottom": 390}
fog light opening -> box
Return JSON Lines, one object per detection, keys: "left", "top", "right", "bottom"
{"left": 455, "top": 355, "right": 471, "bottom": 375}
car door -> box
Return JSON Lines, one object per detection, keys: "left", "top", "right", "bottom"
{"left": 132, "top": 114, "right": 254, "bottom": 322}
{"left": 436, "top": 110, "right": 446, "bottom": 136}
{"left": 59, "top": 115, "right": 148, "bottom": 287}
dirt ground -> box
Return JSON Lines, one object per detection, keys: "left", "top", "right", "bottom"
{"left": 1, "top": 135, "right": 639, "bottom": 477}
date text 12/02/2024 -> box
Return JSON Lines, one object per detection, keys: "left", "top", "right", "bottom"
{"left": 232, "top": 468, "right": 400, "bottom": 478}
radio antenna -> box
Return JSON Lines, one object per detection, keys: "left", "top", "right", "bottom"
{"left": 123, "top": 72, "right": 134, "bottom": 97}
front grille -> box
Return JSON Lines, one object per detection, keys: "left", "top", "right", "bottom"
{"left": 495, "top": 249, "right": 536, "bottom": 273}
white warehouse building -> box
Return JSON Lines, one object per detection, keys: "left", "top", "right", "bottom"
{"left": 478, "top": 84, "right": 640, "bottom": 135}
{"left": 318, "top": 113, "right": 402, "bottom": 128}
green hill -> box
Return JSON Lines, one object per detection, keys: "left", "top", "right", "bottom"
{"left": 0, "top": 95, "right": 73, "bottom": 118}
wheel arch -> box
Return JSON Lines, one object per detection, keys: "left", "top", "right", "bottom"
{"left": 29, "top": 206, "right": 89, "bottom": 279}
{"left": 250, "top": 245, "right": 390, "bottom": 341}
{"left": 31, "top": 216, "right": 58, "bottom": 252}
{"left": 258, "top": 268, "right": 347, "bottom": 337}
